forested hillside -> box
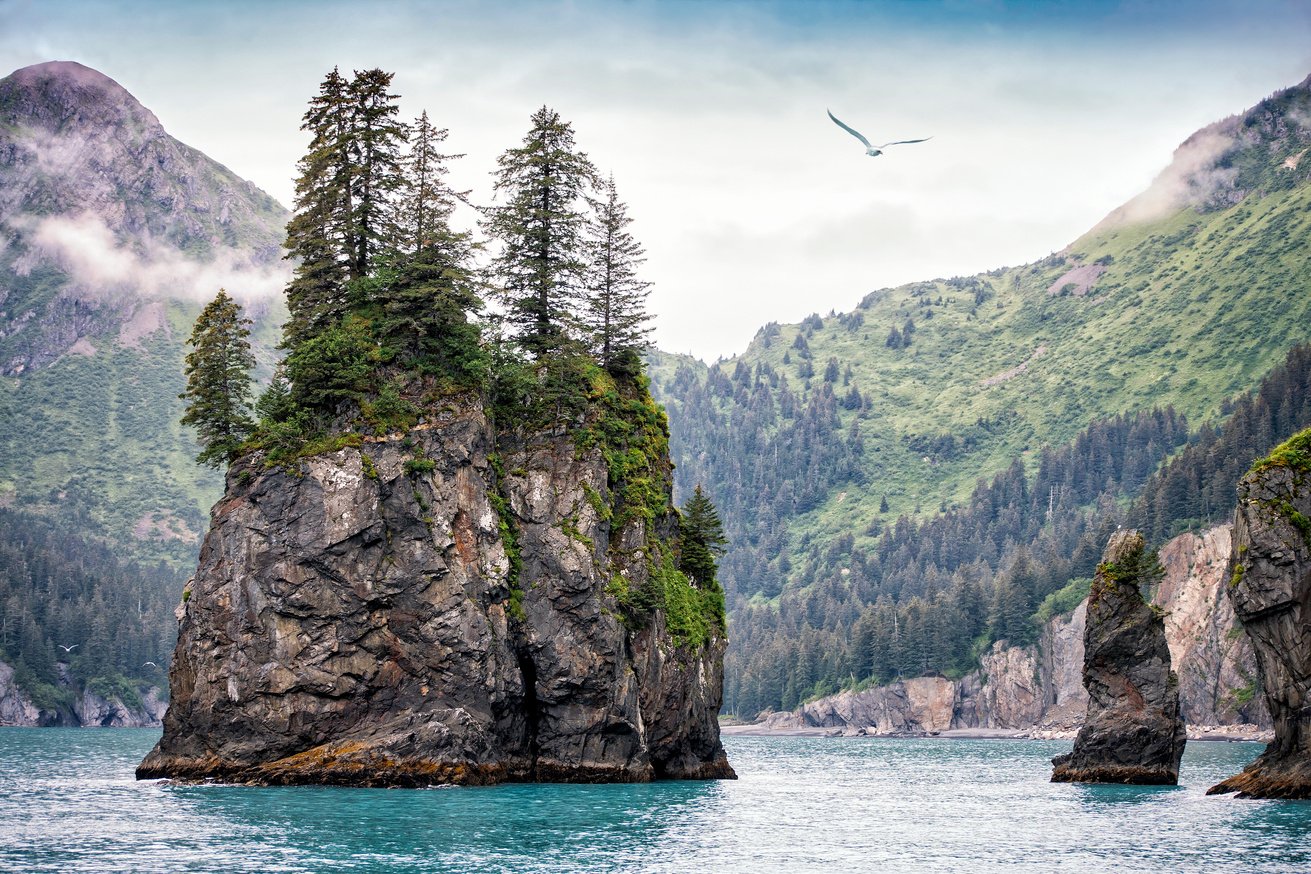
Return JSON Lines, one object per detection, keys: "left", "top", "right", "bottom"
{"left": 650, "top": 76, "right": 1311, "bottom": 716}
{"left": 0, "top": 62, "right": 289, "bottom": 569}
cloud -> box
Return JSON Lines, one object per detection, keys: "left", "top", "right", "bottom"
{"left": 15, "top": 212, "right": 289, "bottom": 305}
{"left": 1098, "top": 126, "right": 1239, "bottom": 227}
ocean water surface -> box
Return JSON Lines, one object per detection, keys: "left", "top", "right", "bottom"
{"left": 1, "top": 729, "right": 1307, "bottom": 872}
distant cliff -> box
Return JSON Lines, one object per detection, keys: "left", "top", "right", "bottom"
{"left": 0, "top": 659, "right": 166, "bottom": 727}
{"left": 139, "top": 391, "right": 734, "bottom": 785}
{"left": 748, "top": 524, "right": 1268, "bottom": 737}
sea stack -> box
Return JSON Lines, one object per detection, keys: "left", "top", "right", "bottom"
{"left": 1051, "top": 530, "right": 1186, "bottom": 784}
{"left": 1209, "top": 429, "right": 1311, "bottom": 799}
{"left": 137, "top": 392, "right": 735, "bottom": 786}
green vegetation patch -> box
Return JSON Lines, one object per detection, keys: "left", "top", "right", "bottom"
{"left": 1251, "top": 426, "right": 1311, "bottom": 475}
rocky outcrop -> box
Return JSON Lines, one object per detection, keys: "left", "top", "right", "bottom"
{"left": 0, "top": 658, "right": 166, "bottom": 727}
{"left": 0, "top": 660, "right": 40, "bottom": 726}
{"left": 138, "top": 397, "right": 733, "bottom": 786}
{"left": 1156, "top": 527, "right": 1268, "bottom": 727}
{"left": 1051, "top": 531, "right": 1186, "bottom": 784}
{"left": 1209, "top": 436, "right": 1311, "bottom": 799}
{"left": 745, "top": 524, "right": 1269, "bottom": 739}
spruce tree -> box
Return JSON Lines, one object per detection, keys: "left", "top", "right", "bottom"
{"left": 180, "top": 290, "right": 255, "bottom": 467}
{"left": 379, "top": 109, "right": 481, "bottom": 379}
{"left": 485, "top": 105, "right": 597, "bottom": 356}
{"left": 346, "top": 68, "right": 408, "bottom": 282}
{"left": 396, "top": 110, "right": 465, "bottom": 255}
{"left": 582, "top": 173, "right": 652, "bottom": 373}
{"left": 679, "top": 485, "right": 728, "bottom": 589}
{"left": 283, "top": 67, "right": 353, "bottom": 349}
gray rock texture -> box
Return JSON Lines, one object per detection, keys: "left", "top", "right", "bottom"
{"left": 1051, "top": 530, "right": 1186, "bottom": 784}
{"left": 1156, "top": 527, "right": 1268, "bottom": 727}
{"left": 747, "top": 524, "right": 1268, "bottom": 739}
{"left": 1209, "top": 444, "right": 1311, "bottom": 799}
{"left": 137, "top": 398, "right": 733, "bottom": 786}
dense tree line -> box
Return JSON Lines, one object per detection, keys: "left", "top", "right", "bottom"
{"left": 656, "top": 341, "right": 1311, "bottom": 717}
{"left": 0, "top": 508, "right": 179, "bottom": 710}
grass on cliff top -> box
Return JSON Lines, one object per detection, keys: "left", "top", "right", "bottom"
{"left": 1250, "top": 426, "right": 1311, "bottom": 475}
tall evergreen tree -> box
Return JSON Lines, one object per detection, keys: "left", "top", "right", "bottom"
{"left": 378, "top": 109, "right": 482, "bottom": 379}
{"left": 396, "top": 110, "right": 465, "bottom": 255}
{"left": 679, "top": 485, "right": 728, "bottom": 589}
{"left": 582, "top": 173, "right": 652, "bottom": 372}
{"left": 283, "top": 67, "right": 353, "bottom": 348}
{"left": 485, "top": 105, "right": 597, "bottom": 356}
{"left": 346, "top": 68, "right": 408, "bottom": 283}
{"left": 180, "top": 290, "right": 255, "bottom": 467}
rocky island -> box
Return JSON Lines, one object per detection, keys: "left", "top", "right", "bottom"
{"left": 1209, "top": 429, "right": 1311, "bottom": 799}
{"left": 137, "top": 69, "right": 733, "bottom": 786}
{"left": 1051, "top": 530, "right": 1186, "bottom": 784}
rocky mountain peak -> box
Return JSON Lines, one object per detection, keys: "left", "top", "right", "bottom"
{"left": 1094, "top": 72, "right": 1311, "bottom": 228}
{"left": 0, "top": 61, "right": 162, "bottom": 136}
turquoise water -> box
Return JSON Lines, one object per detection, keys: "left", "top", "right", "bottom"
{"left": 0, "top": 730, "right": 1307, "bottom": 872}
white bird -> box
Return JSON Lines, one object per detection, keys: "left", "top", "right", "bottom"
{"left": 143, "top": 661, "right": 158, "bottom": 668}
{"left": 58, "top": 644, "right": 78, "bottom": 653}
{"left": 827, "top": 109, "right": 931, "bottom": 157}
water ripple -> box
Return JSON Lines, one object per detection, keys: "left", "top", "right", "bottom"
{"left": 0, "top": 729, "right": 1307, "bottom": 873}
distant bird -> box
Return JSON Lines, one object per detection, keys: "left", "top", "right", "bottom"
{"left": 58, "top": 644, "right": 78, "bottom": 653}
{"left": 143, "top": 661, "right": 158, "bottom": 668}
{"left": 827, "top": 109, "right": 931, "bottom": 157}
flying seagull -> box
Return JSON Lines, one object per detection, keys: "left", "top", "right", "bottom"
{"left": 143, "top": 661, "right": 158, "bottom": 668}
{"left": 827, "top": 109, "right": 931, "bottom": 157}
{"left": 58, "top": 644, "right": 78, "bottom": 653}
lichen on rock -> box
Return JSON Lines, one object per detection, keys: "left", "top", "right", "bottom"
{"left": 1208, "top": 428, "right": 1311, "bottom": 799}
{"left": 137, "top": 381, "right": 734, "bottom": 786}
{"left": 1051, "top": 530, "right": 1186, "bottom": 784}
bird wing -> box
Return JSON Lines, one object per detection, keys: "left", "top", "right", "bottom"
{"left": 877, "top": 137, "right": 933, "bottom": 148}
{"left": 827, "top": 109, "right": 872, "bottom": 149}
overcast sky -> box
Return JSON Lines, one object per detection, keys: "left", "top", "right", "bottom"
{"left": 2, "top": 0, "right": 1309, "bottom": 360}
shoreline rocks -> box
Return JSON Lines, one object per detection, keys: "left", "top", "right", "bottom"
{"left": 1051, "top": 530, "right": 1186, "bottom": 785}
{"left": 1209, "top": 437, "right": 1311, "bottom": 799}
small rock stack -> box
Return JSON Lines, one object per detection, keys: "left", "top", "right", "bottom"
{"left": 1051, "top": 530, "right": 1186, "bottom": 784}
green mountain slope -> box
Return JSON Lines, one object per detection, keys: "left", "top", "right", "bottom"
{"left": 649, "top": 74, "right": 1311, "bottom": 715}
{"left": 0, "top": 62, "right": 289, "bottom": 568}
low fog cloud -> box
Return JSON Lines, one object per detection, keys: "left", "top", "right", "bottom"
{"left": 15, "top": 212, "right": 289, "bottom": 305}
{"left": 1104, "top": 127, "right": 1239, "bottom": 226}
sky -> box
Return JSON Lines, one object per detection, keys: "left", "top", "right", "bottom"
{"left": 2, "top": 0, "right": 1310, "bottom": 360}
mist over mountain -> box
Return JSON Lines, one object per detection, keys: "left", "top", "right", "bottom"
{"left": 0, "top": 61, "right": 289, "bottom": 566}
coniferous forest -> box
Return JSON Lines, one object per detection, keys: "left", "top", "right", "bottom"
{"left": 655, "top": 343, "right": 1311, "bottom": 716}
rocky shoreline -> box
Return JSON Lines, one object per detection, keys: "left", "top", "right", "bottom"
{"left": 720, "top": 719, "right": 1271, "bottom": 743}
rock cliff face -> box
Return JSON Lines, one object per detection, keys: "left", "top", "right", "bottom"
{"left": 754, "top": 523, "right": 1267, "bottom": 738}
{"left": 138, "top": 397, "right": 733, "bottom": 786}
{"left": 1209, "top": 436, "right": 1311, "bottom": 799}
{"left": 1051, "top": 530, "right": 1186, "bottom": 784}
{"left": 1157, "top": 527, "right": 1268, "bottom": 727}
{"left": 0, "top": 658, "right": 166, "bottom": 727}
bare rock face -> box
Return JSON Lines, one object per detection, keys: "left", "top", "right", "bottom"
{"left": 1155, "top": 527, "right": 1269, "bottom": 727}
{"left": 1051, "top": 530, "right": 1186, "bottom": 784}
{"left": 137, "top": 398, "right": 733, "bottom": 786}
{"left": 1209, "top": 438, "right": 1311, "bottom": 799}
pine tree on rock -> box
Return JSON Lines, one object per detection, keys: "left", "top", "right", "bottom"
{"left": 396, "top": 110, "right": 466, "bottom": 256}
{"left": 679, "top": 485, "right": 728, "bottom": 589}
{"left": 485, "top": 105, "right": 597, "bottom": 357}
{"left": 380, "top": 109, "right": 482, "bottom": 379}
{"left": 283, "top": 67, "right": 353, "bottom": 348}
{"left": 346, "top": 68, "right": 407, "bottom": 284}
{"left": 582, "top": 174, "right": 652, "bottom": 373}
{"left": 180, "top": 290, "right": 255, "bottom": 467}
